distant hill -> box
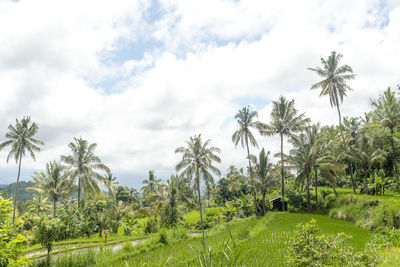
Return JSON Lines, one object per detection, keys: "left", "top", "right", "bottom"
{"left": 0, "top": 181, "right": 34, "bottom": 201}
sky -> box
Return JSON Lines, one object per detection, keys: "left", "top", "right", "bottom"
{"left": 0, "top": 0, "right": 399, "bottom": 189}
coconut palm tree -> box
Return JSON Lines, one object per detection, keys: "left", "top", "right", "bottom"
{"left": 141, "top": 170, "right": 162, "bottom": 199}
{"left": 250, "top": 148, "right": 274, "bottom": 215}
{"left": 0, "top": 116, "right": 44, "bottom": 224}
{"left": 28, "top": 161, "right": 75, "bottom": 218}
{"left": 26, "top": 193, "right": 51, "bottom": 214}
{"left": 60, "top": 137, "right": 109, "bottom": 209}
{"left": 370, "top": 87, "right": 400, "bottom": 177}
{"left": 149, "top": 175, "right": 181, "bottom": 227}
{"left": 257, "top": 96, "right": 309, "bottom": 208}
{"left": 232, "top": 106, "right": 259, "bottom": 214}
{"left": 175, "top": 135, "right": 221, "bottom": 230}
{"left": 309, "top": 51, "right": 357, "bottom": 194}
{"left": 103, "top": 172, "right": 119, "bottom": 198}
{"left": 287, "top": 127, "right": 319, "bottom": 212}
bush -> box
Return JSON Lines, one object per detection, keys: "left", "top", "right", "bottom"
{"left": 35, "top": 218, "right": 59, "bottom": 257}
{"left": 158, "top": 229, "right": 168, "bottom": 245}
{"left": 144, "top": 217, "right": 158, "bottom": 234}
{"left": 287, "top": 219, "right": 377, "bottom": 266}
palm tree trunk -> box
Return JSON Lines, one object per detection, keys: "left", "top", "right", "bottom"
{"left": 171, "top": 202, "right": 174, "bottom": 227}
{"left": 306, "top": 169, "right": 311, "bottom": 212}
{"left": 280, "top": 133, "right": 285, "bottom": 211}
{"left": 336, "top": 104, "right": 356, "bottom": 194}
{"left": 314, "top": 167, "right": 318, "bottom": 210}
{"left": 390, "top": 128, "right": 398, "bottom": 177}
{"left": 196, "top": 168, "right": 204, "bottom": 231}
{"left": 364, "top": 168, "right": 369, "bottom": 195}
{"left": 332, "top": 186, "right": 338, "bottom": 197}
{"left": 53, "top": 199, "right": 57, "bottom": 218}
{"left": 78, "top": 175, "right": 81, "bottom": 209}
{"left": 245, "top": 133, "right": 258, "bottom": 216}
{"left": 12, "top": 154, "right": 22, "bottom": 225}
{"left": 262, "top": 191, "right": 266, "bottom": 216}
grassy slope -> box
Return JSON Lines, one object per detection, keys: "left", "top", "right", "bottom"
{"left": 104, "top": 212, "right": 371, "bottom": 266}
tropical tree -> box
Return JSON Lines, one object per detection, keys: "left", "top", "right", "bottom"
{"left": 60, "top": 137, "right": 109, "bottom": 209}
{"left": 175, "top": 135, "right": 221, "bottom": 230}
{"left": 250, "top": 148, "right": 274, "bottom": 215}
{"left": 0, "top": 116, "right": 44, "bottom": 224}
{"left": 232, "top": 106, "right": 259, "bottom": 214}
{"left": 149, "top": 175, "right": 181, "bottom": 227}
{"left": 111, "top": 200, "right": 128, "bottom": 232}
{"left": 287, "top": 127, "right": 319, "bottom": 212}
{"left": 28, "top": 161, "right": 75, "bottom": 218}
{"left": 141, "top": 170, "right": 162, "bottom": 199}
{"left": 103, "top": 172, "right": 119, "bottom": 198}
{"left": 257, "top": 96, "right": 310, "bottom": 207}
{"left": 26, "top": 193, "right": 51, "bottom": 214}
{"left": 370, "top": 87, "right": 400, "bottom": 177}
{"left": 309, "top": 51, "right": 357, "bottom": 194}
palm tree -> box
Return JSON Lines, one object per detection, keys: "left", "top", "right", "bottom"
{"left": 112, "top": 200, "right": 128, "bottom": 232}
{"left": 103, "top": 172, "right": 119, "bottom": 198}
{"left": 370, "top": 87, "right": 400, "bottom": 177}
{"left": 287, "top": 127, "right": 319, "bottom": 212}
{"left": 28, "top": 161, "right": 75, "bottom": 218}
{"left": 141, "top": 170, "right": 162, "bottom": 199}
{"left": 0, "top": 116, "right": 44, "bottom": 224}
{"left": 309, "top": 51, "right": 357, "bottom": 194}
{"left": 257, "top": 96, "right": 310, "bottom": 208}
{"left": 175, "top": 135, "right": 221, "bottom": 230}
{"left": 26, "top": 193, "right": 51, "bottom": 214}
{"left": 250, "top": 148, "right": 274, "bottom": 215}
{"left": 60, "top": 137, "right": 109, "bottom": 209}
{"left": 149, "top": 175, "right": 181, "bottom": 227}
{"left": 232, "top": 106, "right": 259, "bottom": 214}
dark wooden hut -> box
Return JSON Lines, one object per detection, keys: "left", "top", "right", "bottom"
{"left": 270, "top": 197, "right": 287, "bottom": 211}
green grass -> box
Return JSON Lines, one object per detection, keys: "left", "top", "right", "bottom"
{"left": 183, "top": 207, "right": 222, "bottom": 224}
{"left": 52, "top": 212, "right": 370, "bottom": 266}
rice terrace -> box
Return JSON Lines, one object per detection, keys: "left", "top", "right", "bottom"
{"left": 1, "top": 0, "right": 400, "bottom": 266}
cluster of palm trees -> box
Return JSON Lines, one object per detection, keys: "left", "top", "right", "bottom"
{"left": 0, "top": 118, "right": 109, "bottom": 223}
{"left": 2, "top": 50, "right": 399, "bottom": 227}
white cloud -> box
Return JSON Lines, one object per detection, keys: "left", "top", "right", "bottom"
{"left": 0, "top": 0, "right": 399, "bottom": 188}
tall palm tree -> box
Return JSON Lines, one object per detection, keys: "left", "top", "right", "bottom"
{"left": 309, "top": 51, "right": 357, "bottom": 194}
{"left": 28, "top": 161, "right": 75, "bottom": 218}
{"left": 232, "top": 106, "right": 259, "bottom": 215}
{"left": 60, "top": 137, "right": 109, "bottom": 209}
{"left": 0, "top": 116, "right": 44, "bottom": 224}
{"left": 257, "top": 96, "right": 309, "bottom": 207}
{"left": 175, "top": 135, "right": 221, "bottom": 230}
{"left": 141, "top": 170, "right": 162, "bottom": 198}
{"left": 250, "top": 148, "right": 274, "bottom": 215}
{"left": 287, "top": 127, "right": 319, "bottom": 212}
{"left": 370, "top": 87, "right": 400, "bottom": 177}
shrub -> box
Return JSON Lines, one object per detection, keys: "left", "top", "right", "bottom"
{"left": 287, "top": 219, "right": 377, "bottom": 266}
{"left": 144, "top": 217, "right": 158, "bottom": 234}
{"left": 158, "top": 228, "right": 168, "bottom": 245}
{"left": 35, "top": 218, "right": 59, "bottom": 257}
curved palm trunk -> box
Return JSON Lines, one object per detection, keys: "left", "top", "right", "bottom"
{"left": 280, "top": 133, "right": 285, "bottom": 211}
{"left": 314, "top": 167, "right": 318, "bottom": 210}
{"left": 170, "top": 202, "right": 174, "bottom": 227}
{"left": 245, "top": 134, "right": 258, "bottom": 216}
{"left": 336, "top": 104, "right": 356, "bottom": 194}
{"left": 306, "top": 169, "right": 311, "bottom": 212}
{"left": 12, "top": 154, "right": 22, "bottom": 225}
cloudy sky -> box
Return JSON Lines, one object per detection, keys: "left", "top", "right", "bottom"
{"left": 0, "top": 0, "right": 399, "bottom": 188}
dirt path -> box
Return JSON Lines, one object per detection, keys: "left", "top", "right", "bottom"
{"left": 28, "top": 236, "right": 152, "bottom": 261}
